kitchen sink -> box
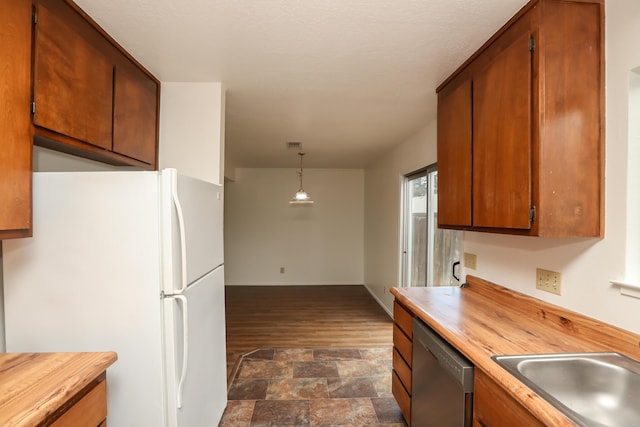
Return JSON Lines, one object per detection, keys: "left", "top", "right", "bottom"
{"left": 492, "top": 352, "right": 640, "bottom": 427}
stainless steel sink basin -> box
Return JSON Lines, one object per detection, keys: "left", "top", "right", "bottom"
{"left": 492, "top": 352, "right": 640, "bottom": 427}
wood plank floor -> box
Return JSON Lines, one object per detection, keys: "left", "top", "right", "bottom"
{"left": 224, "top": 285, "right": 394, "bottom": 379}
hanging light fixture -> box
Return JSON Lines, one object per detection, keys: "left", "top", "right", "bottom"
{"left": 289, "top": 151, "right": 314, "bottom": 206}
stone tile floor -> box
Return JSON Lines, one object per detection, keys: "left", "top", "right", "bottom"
{"left": 219, "top": 347, "right": 407, "bottom": 427}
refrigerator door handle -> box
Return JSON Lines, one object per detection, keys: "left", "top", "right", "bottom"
{"left": 172, "top": 294, "right": 189, "bottom": 409}
{"left": 172, "top": 180, "right": 188, "bottom": 294}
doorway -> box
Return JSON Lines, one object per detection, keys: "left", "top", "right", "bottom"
{"left": 401, "top": 165, "right": 461, "bottom": 287}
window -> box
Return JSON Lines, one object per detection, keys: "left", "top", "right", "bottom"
{"left": 401, "top": 165, "right": 461, "bottom": 287}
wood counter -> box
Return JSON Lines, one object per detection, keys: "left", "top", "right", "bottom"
{"left": 0, "top": 352, "right": 117, "bottom": 426}
{"left": 391, "top": 275, "right": 640, "bottom": 427}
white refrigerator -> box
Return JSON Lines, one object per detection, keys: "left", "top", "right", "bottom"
{"left": 2, "top": 169, "right": 227, "bottom": 427}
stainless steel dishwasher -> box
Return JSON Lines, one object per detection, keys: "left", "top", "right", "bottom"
{"left": 412, "top": 318, "right": 474, "bottom": 427}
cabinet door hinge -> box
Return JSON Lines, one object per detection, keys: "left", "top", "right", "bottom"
{"left": 529, "top": 36, "right": 535, "bottom": 52}
{"left": 530, "top": 206, "right": 536, "bottom": 223}
{"left": 31, "top": 101, "right": 36, "bottom": 115}
{"left": 32, "top": 8, "right": 37, "bottom": 25}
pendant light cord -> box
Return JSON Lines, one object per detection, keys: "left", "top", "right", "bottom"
{"left": 298, "top": 152, "right": 305, "bottom": 191}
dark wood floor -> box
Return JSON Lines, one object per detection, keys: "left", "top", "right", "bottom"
{"left": 224, "top": 285, "right": 394, "bottom": 379}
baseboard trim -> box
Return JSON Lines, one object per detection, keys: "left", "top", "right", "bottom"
{"left": 363, "top": 284, "right": 393, "bottom": 319}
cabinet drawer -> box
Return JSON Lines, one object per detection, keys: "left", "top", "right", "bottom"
{"left": 393, "top": 324, "right": 412, "bottom": 367}
{"left": 393, "top": 348, "right": 412, "bottom": 394}
{"left": 392, "top": 370, "right": 411, "bottom": 426}
{"left": 394, "top": 301, "right": 413, "bottom": 339}
{"left": 51, "top": 379, "right": 107, "bottom": 427}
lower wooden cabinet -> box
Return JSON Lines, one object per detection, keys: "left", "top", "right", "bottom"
{"left": 0, "top": 352, "right": 116, "bottom": 427}
{"left": 51, "top": 378, "right": 107, "bottom": 427}
{"left": 473, "top": 369, "right": 543, "bottom": 427}
{"left": 392, "top": 370, "right": 411, "bottom": 425}
{"left": 393, "top": 349, "right": 412, "bottom": 392}
{"left": 392, "top": 300, "right": 414, "bottom": 425}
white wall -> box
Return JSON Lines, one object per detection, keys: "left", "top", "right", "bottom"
{"left": 159, "top": 82, "right": 225, "bottom": 185}
{"left": 627, "top": 68, "right": 640, "bottom": 281}
{"left": 364, "top": 0, "right": 640, "bottom": 334}
{"left": 224, "top": 168, "right": 364, "bottom": 286}
{"left": 364, "top": 122, "right": 437, "bottom": 313}
{"left": 33, "top": 146, "right": 133, "bottom": 171}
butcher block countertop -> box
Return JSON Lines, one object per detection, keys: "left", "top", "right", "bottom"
{"left": 0, "top": 352, "right": 117, "bottom": 426}
{"left": 391, "top": 275, "right": 640, "bottom": 427}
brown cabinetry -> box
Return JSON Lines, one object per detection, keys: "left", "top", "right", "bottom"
{"left": 473, "top": 369, "right": 544, "bottom": 427}
{"left": 33, "top": 0, "right": 159, "bottom": 169}
{"left": 392, "top": 300, "right": 414, "bottom": 425}
{"left": 113, "top": 62, "right": 158, "bottom": 165}
{"left": 33, "top": 0, "right": 113, "bottom": 151}
{"left": 50, "top": 377, "right": 108, "bottom": 427}
{"left": 0, "top": 0, "right": 33, "bottom": 239}
{"left": 437, "top": 0, "right": 604, "bottom": 237}
{"left": 1, "top": 0, "right": 159, "bottom": 238}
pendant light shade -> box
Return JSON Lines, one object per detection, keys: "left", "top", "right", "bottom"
{"left": 289, "top": 152, "right": 314, "bottom": 206}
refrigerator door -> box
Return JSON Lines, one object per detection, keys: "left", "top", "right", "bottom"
{"left": 160, "top": 169, "right": 223, "bottom": 295}
{"left": 163, "top": 266, "right": 228, "bottom": 427}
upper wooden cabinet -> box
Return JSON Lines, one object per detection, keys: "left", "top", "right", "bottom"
{"left": 437, "top": 80, "right": 472, "bottom": 227}
{"left": 32, "top": 0, "right": 159, "bottom": 169}
{"left": 113, "top": 62, "right": 158, "bottom": 165}
{"left": 1, "top": 0, "right": 159, "bottom": 239}
{"left": 437, "top": 0, "right": 604, "bottom": 237}
{"left": 33, "top": 0, "right": 113, "bottom": 151}
{"left": 0, "top": 0, "right": 33, "bottom": 239}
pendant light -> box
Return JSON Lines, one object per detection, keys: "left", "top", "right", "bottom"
{"left": 289, "top": 152, "right": 314, "bottom": 206}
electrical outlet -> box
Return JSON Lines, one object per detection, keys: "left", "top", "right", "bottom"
{"left": 280, "top": 267, "right": 285, "bottom": 274}
{"left": 536, "top": 268, "right": 562, "bottom": 295}
{"left": 464, "top": 253, "right": 477, "bottom": 270}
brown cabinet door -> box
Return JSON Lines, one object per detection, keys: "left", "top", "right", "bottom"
{"left": 437, "top": 79, "right": 472, "bottom": 228}
{"left": 113, "top": 64, "right": 158, "bottom": 166}
{"left": 472, "top": 31, "right": 533, "bottom": 229}
{"left": 473, "top": 369, "right": 544, "bottom": 427}
{"left": 33, "top": 0, "right": 113, "bottom": 150}
{"left": 0, "top": 0, "right": 32, "bottom": 239}
{"left": 50, "top": 379, "right": 107, "bottom": 427}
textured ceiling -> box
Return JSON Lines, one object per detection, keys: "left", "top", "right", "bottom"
{"left": 74, "top": 0, "right": 527, "bottom": 168}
